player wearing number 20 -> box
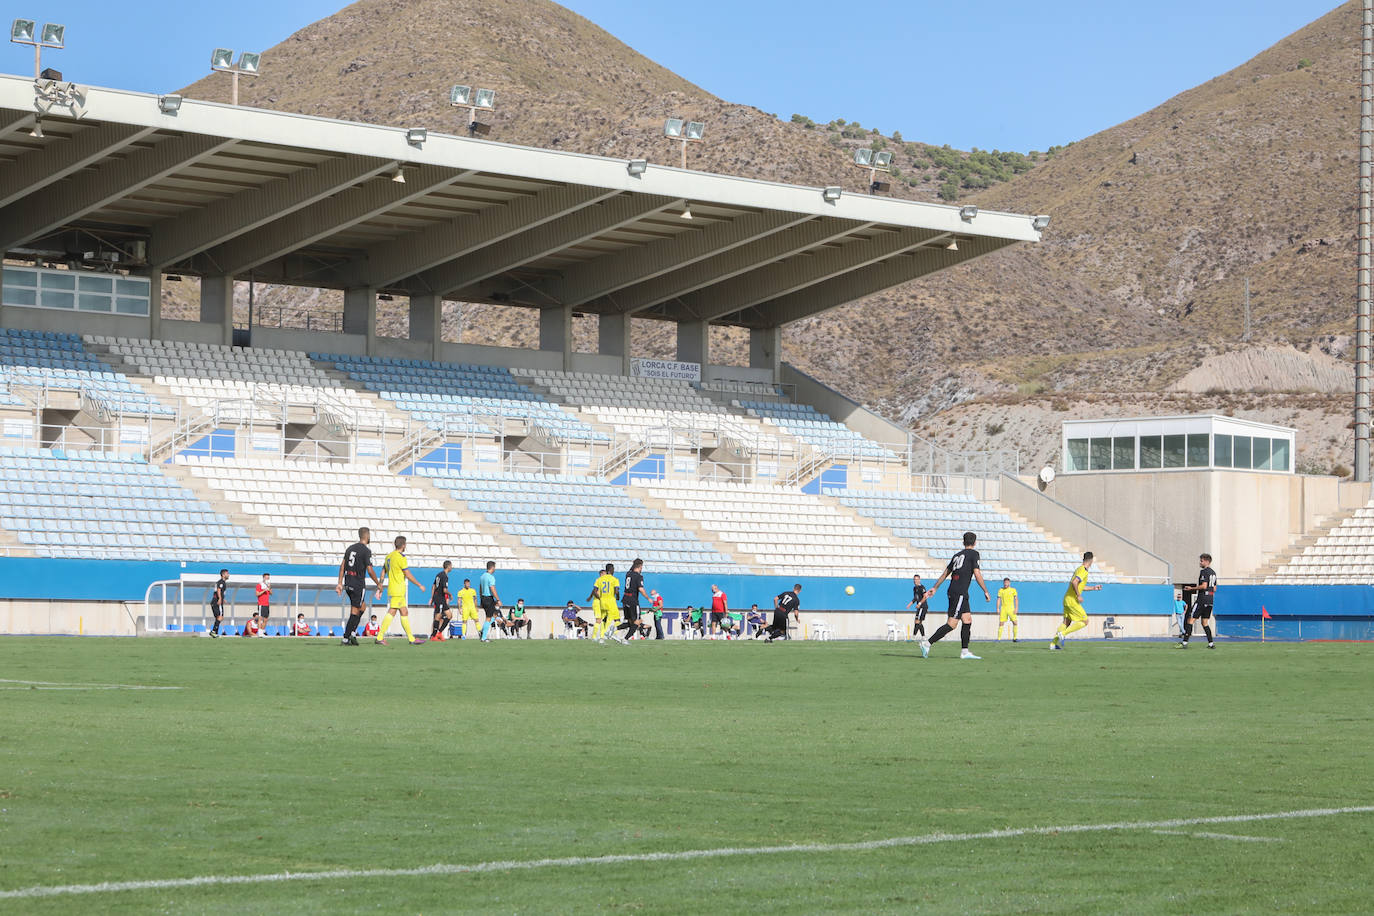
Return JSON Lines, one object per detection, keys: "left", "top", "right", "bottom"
{"left": 920, "top": 531, "right": 990, "bottom": 660}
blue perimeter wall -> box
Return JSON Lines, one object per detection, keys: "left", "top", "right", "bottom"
{"left": 0, "top": 557, "right": 1176, "bottom": 614}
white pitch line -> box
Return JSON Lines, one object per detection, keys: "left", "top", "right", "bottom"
{"left": 0, "top": 678, "right": 182, "bottom": 691}
{"left": 1152, "top": 830, "right": 1284, "bottom": 843}
{"left": 0, "top": 805, "right": 1367, "bottom": 901}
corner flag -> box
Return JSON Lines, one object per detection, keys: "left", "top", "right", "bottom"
{"left": 1261, "top": 606, "right": 1272, "bottom": 620}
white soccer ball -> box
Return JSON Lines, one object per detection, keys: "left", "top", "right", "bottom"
{"left": 844, "top": 585, "right": 855, "bottom": 596}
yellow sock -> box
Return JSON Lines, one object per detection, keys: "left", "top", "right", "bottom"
{"left": 400, "top": 615, "right": 415, "bottom": 643}
{"left": 996, "top": 624, "right": 1003, "bottom": 641}
{"left": 377, "top": 613, "right": 394, "bottom": 640}
{"left": 1063, "top": 619, "right": 1088, "bottom": 638}
{"left": 1012, "top": 623, "right": 1018, "bottom": 639}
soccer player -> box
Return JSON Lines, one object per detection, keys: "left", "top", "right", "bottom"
{"left": 1051, "top": 552, "right": 1101, "bottom": 650}
{"left": 593, "top": 564, "right": 620, "bottom": 643}
{"left": 765, "top": 584, "right": 801, "bottom": 642}
{"left": 614, "top": 558, "right": 648, "bottom": 643}
{"left": 1178, "top": 552, "right": 1219, "bottom": 649}
{"left": 456, "top": 578, "right": 479, "bottom": 639}
{"left": 209, "top": 568, "right": 229, "bottom": 638}
{"left": 335, "top": 527, "right": 380, "bottom": 646}
{"left": 430, "top": 561, "right": 453, "bottom": 641}
{"left": 374, "top": 536, "right": 426, "bottom": 645}
{"left": 905, "top": 574, "right": 929, "bottom": 641}
{"left": 921, "top": 531, "right": 991, "bottom": 660}
{"left": 997, "top": 577, "right": 1019, "bottom": 642}
{"left": 478, "top": 560, "right": 501, "bottom": 642}
{"left": 255, "top": 572, "right": 272, "bottom": 622}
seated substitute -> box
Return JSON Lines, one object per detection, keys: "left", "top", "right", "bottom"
{"left": 362, "top": 614, "right": 380, "bottom": 638}
{"left": 562, "top": 601, "right": 591, "bottom": 637}
{"left": 746, "top": 604, "right": 768, "bottom": 638}
{"left": 507, "top": 599, "right": 533, "bottom": 639}
{"left": 242, "top": 611, "right": 263, "bottom": 637}
{"left": 684, "top": 605, "right": 705, "bottom": 638}
{"left": 292, "top": 613, "right": 312, "bottom": 637}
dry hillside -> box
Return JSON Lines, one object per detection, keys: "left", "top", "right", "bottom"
{"left": 171, "top": 0, "right": 1359, "bottom": 473}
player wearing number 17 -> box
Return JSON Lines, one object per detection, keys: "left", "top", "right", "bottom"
{"left": 1050, "top": 551, "right": 1101, "bottom": 650}
{"left": 920, "top": 531, "right": 990, "bottom": 660}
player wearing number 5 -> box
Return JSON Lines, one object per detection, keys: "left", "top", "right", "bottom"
{"left": 1051, "top": 552, "right": 1101, "bottom": 650}
{"left": 920, "top": 531, "right": 991, "bottom": 660}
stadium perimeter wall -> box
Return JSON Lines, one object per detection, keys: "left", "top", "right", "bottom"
{"left": 0, "top": 558, "right": 1173, "bottom": 639}
{"left": 1045, "top": 471, "right": 1369, "bottom": 580}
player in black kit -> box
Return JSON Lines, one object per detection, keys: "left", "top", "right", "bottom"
{"left": 764, "top": 584, "right": 802, "bottom": 642}
{"left": 1178, "top": 552, "right": 1219, "bottom": 649}
{"left": 335, "top": 527, "right": 381, "bottom": 646}
{"left": 905, "top": 574, "right": 929, "bottom": 641}
{"left": 921, "top": 531, "right": 991, "bottom": 660}
{"left": 431, "top": 560, "right": 453, "bottom": 641}
{"left": 614, "top": 558, "right": 648, "bottom": 644}
{"left": 209, "top": 568, "right": 229, "bottom": 637}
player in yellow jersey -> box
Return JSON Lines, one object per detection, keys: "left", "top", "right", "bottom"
{"left": 1051, "top": 551, "right": 1101, "bottom": 650}
{"left": 996, "top": 577, "right": 1019, "bottom": 642}
{"left": 593, "top": 563, "right": 621, "bottom": 643}
{"left": 373, "top": 535, "right": 426, "bottom": 645}
{"left": 455, "top": 577, "right": 479, "bottom": 639}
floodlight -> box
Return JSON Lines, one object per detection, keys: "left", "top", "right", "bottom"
{"left": 870, "top": 180, "right": 891, "bottom": 193}
{"left": 945, "top": 239, "right": 959, "bottom": 251}
{"left": 873, "top": 150, "right": 893, "bottom": 168}
{"left": 822, "top": 186, "right": 843, "bottom": 202}
{"left": 853, "top": 148, "right": 873, "bottom": 167}
{"left": 406, "top": 127, "right": 427, "bottom": 145}
{"left": 211, "top": 47, "right": 234, "bottom": 70}
{"left": 11, "top": 19, "right": 35, "bottom": 42}
{"left": 158, "top": 94, "right": 183, "bottom": 114}
{"left": 28, "top": 120, "right": 42, "bottom": 138}
{"left": 684, "top": 121, "right": 705, "bottom": 141}
{"left": 449, "top": 84, "right": 471, "bottom": 105}
{"left": 626, "top": 158, "right": 648, "bottom": 177}
{"left": 680, "top": 203, "right": 693, "bottom": 220}
{"left": 1032, "top": 214, "right": 1051, "bottom": 231}
{"left": 391, "top": 167, "right": 406, "bottom": 184}
{"left": 39, "top": 22, "right": 63, "bottom": 46}
{"left": 474, "top": 88, "right": 495, "bottom": 109}
{"left": 664, "top": 118, "right": 684, "bottom": 138}
{"left": 236, "top": 52, "right": 261, "bottom": 74}
{"left": 959, "top": 205, "right": 978, "bottom": 221}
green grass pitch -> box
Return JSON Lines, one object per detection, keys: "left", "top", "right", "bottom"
{"left": 1, "top": 636, "right": 1371, "bottom": 913}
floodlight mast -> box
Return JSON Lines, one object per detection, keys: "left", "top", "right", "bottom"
{"left": 852, "top": 147, "right": 892, "bottom": 194}
{"left": 210, "top": 49, "right": 261, "bottom": 106}
{"left": 664, "top": 118, "right": 705, "bottom": 169}
{"left": 10, "top": 18, "right": 64, "bottom": 80}
{"left": 450, "top": 84, "right": 495, "bottom": 136}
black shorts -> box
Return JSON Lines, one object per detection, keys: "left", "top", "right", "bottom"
{"left": 344, "top": 583, "right": 364, "bottom": 608}
{"left": 946, "top": 593, "right": 969, "bottom": 618}
{"left": 1191, "top": 602, "right": 1213, "bottom": 620}
{"left": 259, "top": 604, "right": 270, "bottom": 618}
{"left": 623, "top": 605, "right": 640, "bottom": 623}
{"left": 210, "top": 603, "right": 223, "bottom": 618}
{"left": 710, "top": 611, "right": 725, "bottom": 625}
{"left": 914, "top": 605, "right": 928, "bottom": 622}
{"left": 433, "top": 601, "right": 451, "bottom": 614}
{"left": 481, "top": 595, "right": 499, "bottom": 618}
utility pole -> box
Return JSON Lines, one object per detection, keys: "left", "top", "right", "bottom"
{"left": 1358, "top": 0, "right": 1372, "bottom": 482}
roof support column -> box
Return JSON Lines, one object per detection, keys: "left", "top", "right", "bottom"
{"left": 344, "top": 287, "right": 377, "bottom": 357}
{"left": 409, "top": 293, "right": 443, "bottom": 362}
{"left": 749, "top": 326, "right": 781, "bottom": 380}
{"left": 200, "top": 275, "right": 235, "bottom": 347}
{"left": 598, "top": 313, "right": 631, "bottom": 375}
{"left": 146, "top": 272, "right": 163, "bottom": 340}
{"left": 676, "top": 319, "right": 709, "bottom": 367}
{"left": 540, "top": 305, "right": 574, "bottom": 371}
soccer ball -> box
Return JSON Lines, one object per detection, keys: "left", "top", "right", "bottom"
{"left": 844, "top": 585, "right": 855, "bottom": 596}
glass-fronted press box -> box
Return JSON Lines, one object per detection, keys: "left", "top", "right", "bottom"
{"left": 1061, "top": 415, "right": 1295, "bottom": 474}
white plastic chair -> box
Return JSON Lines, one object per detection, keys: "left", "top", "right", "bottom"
{"left": 809, "top": 618, "right": 831, "bottom": 641}
{"left": 885, "top": 619, "right": 901, "bottom": 641}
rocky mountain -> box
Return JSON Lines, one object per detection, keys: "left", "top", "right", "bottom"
{"left": 172, "top": 0, "right": 1359, "bottom": 473}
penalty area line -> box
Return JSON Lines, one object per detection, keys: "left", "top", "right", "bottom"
{"left": 1, "top": 804, "right": 1369, "bottom": 901}
{"left": 0, "top": 678, "right": 182, "bottom": 691}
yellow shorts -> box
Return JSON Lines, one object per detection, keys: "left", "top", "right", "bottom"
{"left": 461, "top": 608, "right": 480, "bottom": 622}
{"left": 389, "top": 595, "right": 407, "bottom": 610}
{"left": 999, "top": 609, "right": 1018, "bottom": 622}
{"left": 1062, "top": 598, "right": 1086, "bottom": 622}
{"left": 603, "top": 606, "right": 621, "bottom": 624}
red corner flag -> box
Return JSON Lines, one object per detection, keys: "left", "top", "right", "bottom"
{"left": 1261, "top": 606, "right": 1272, "bottom": 620}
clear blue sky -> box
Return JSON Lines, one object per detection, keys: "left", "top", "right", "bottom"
{"left": 0, "top": 0, "right": 1344, "bottom": 151}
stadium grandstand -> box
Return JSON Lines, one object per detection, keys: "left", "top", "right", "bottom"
{"left": 0, "top": 67, "right": 1366, "bottom": 645}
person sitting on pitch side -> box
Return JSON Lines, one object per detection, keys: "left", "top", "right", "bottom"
{"left": 921, "top": 531, "right": 990, "bottom": 660}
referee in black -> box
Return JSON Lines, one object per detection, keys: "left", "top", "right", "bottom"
{"left": 335, "top": 527, "right": 380, "bottom": 646}
{"left": 615, "top": 558, "right": 648, "bottom": 643}
{"left": 764, "top": 584, "right": 802, "bottom": 642}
